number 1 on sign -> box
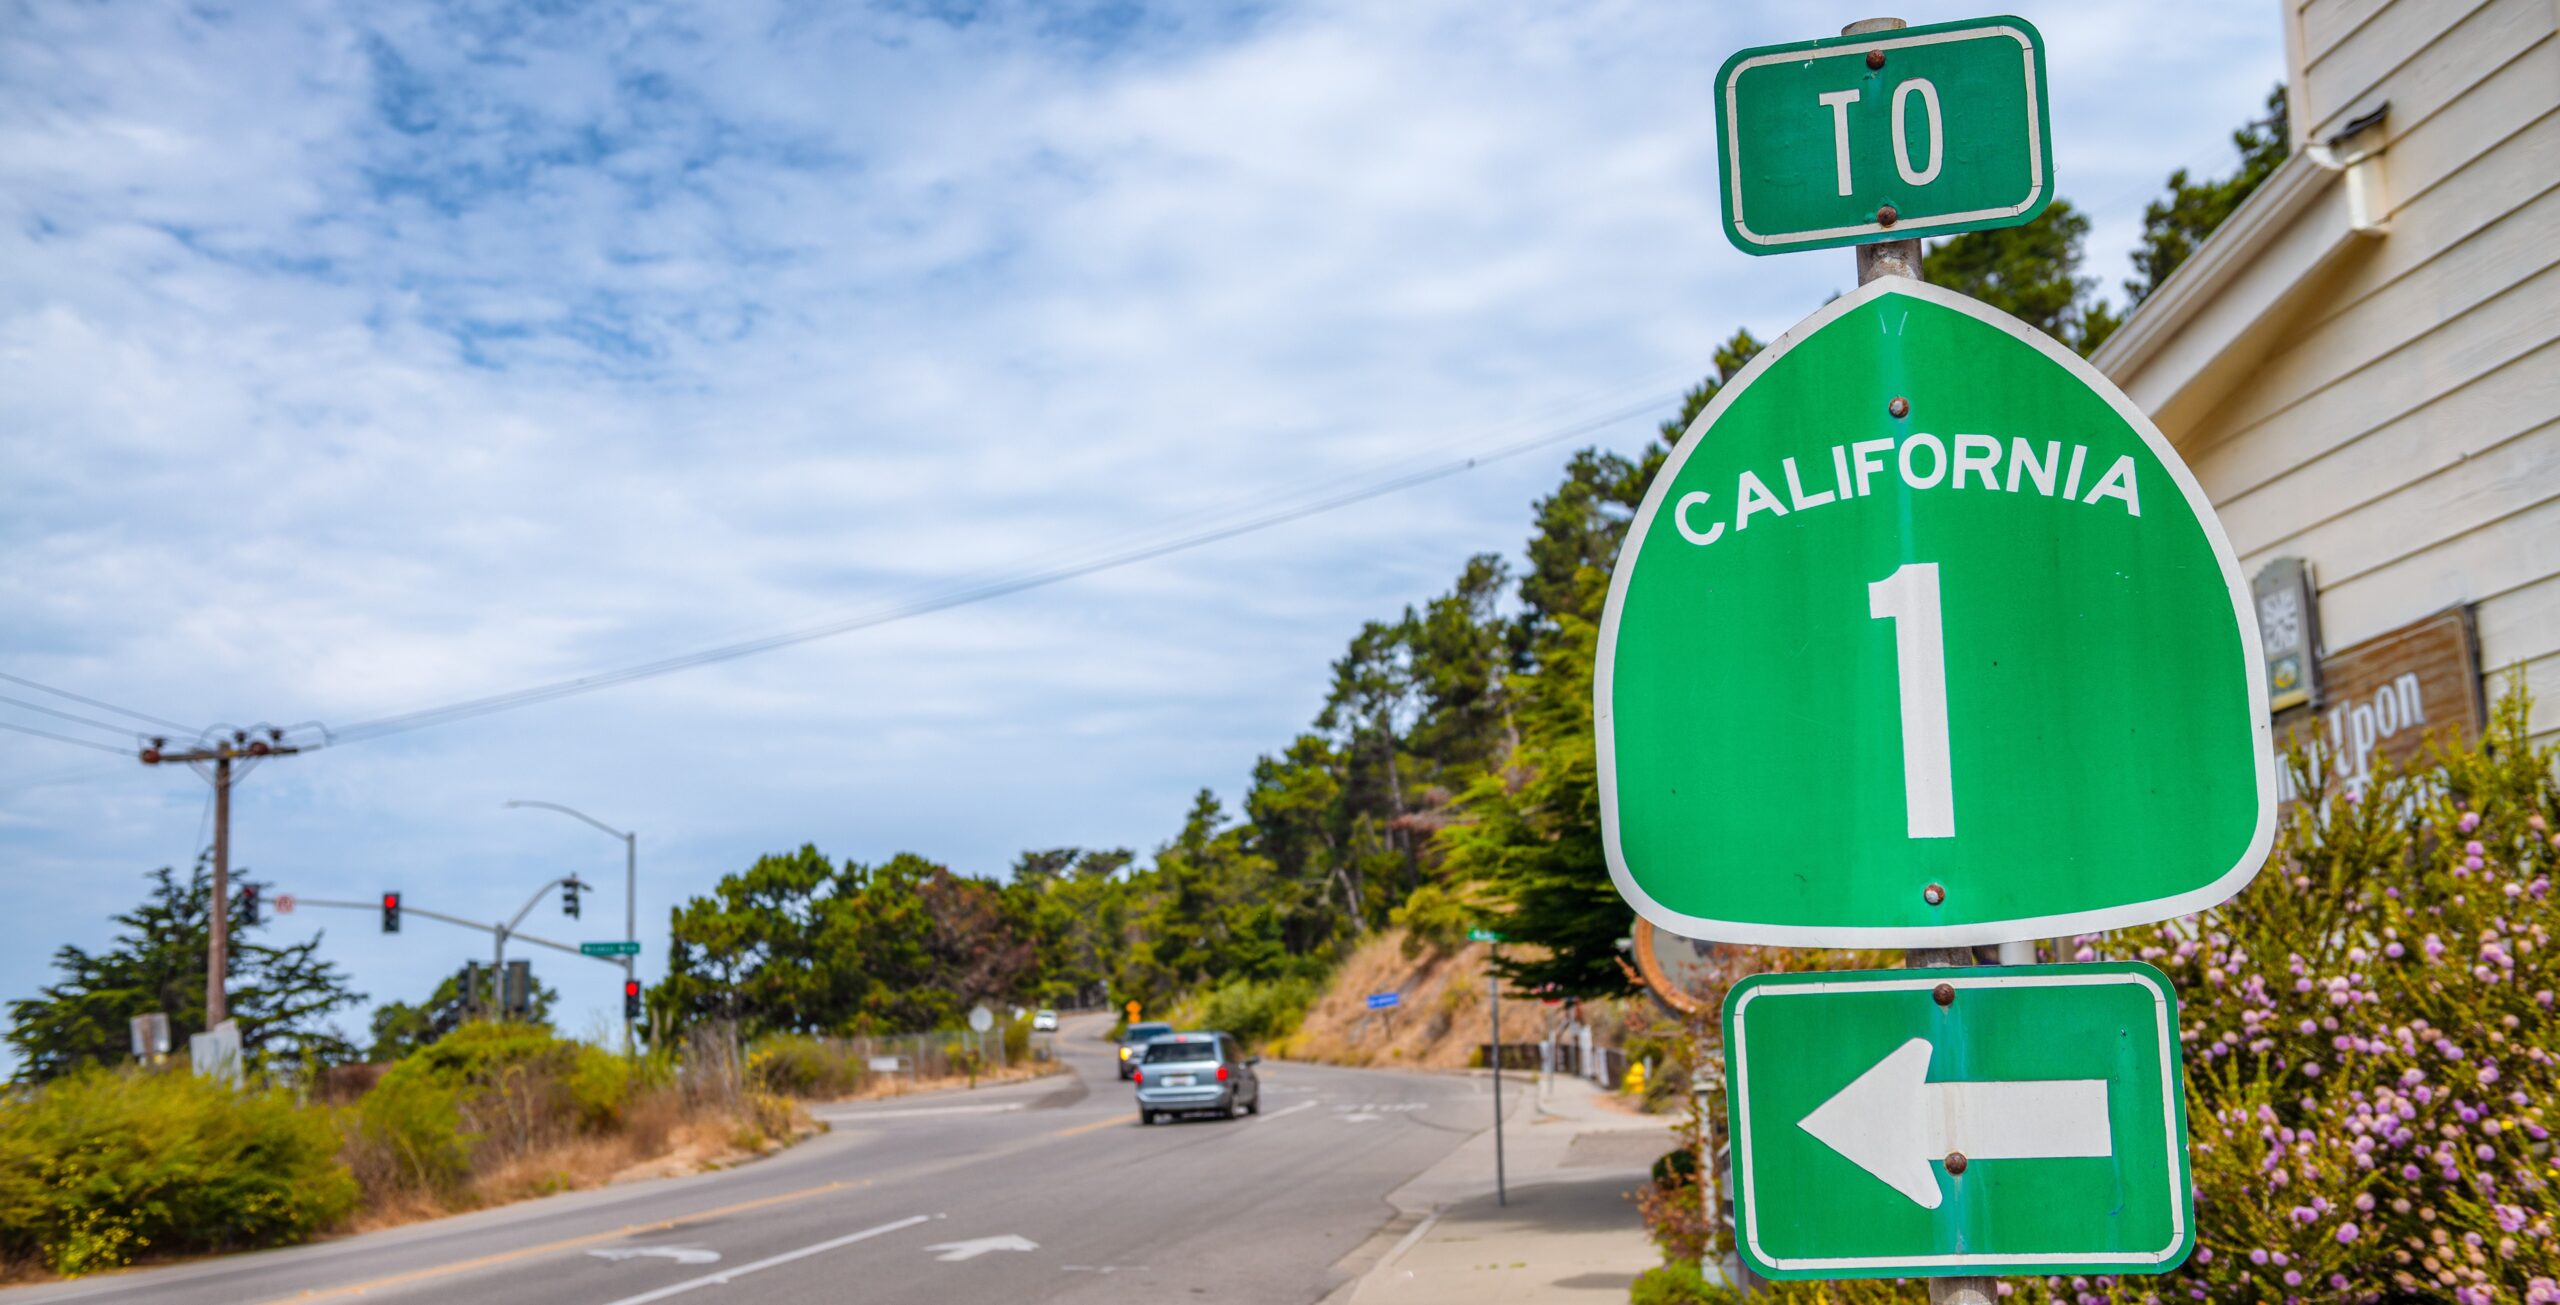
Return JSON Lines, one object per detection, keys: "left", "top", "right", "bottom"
{"left": 1869, "top": 562, "right": 1956, "bottom": 838}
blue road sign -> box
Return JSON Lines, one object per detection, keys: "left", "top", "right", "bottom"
{"left": 1366, "top": 992, "right": 1402, "bottom": 1011}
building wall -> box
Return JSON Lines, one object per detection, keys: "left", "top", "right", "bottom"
{"left": 2172, "top": 0, "right": 2560, "bottom": 741}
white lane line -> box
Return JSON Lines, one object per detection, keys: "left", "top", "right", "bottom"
{"left": 598, "top": 1215, "right": 930, "bottom": 1305}
{"left": 817, "top": 1102, "right": 1026, "bottom": 1120}
{"left": 1257, "top": 1101, "right": 1317, "bottom": 1122}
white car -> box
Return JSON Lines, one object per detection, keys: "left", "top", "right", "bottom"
{"left": 1031, "top": 1009, "right": 1058, "bottom": 1032}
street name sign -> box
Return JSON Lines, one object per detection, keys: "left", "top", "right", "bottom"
{"left": 1366, "top": 992, "right": 1402, "bottom": 1011}
{"left": 1724, "top": 963, "right": 2192, "bottom": 1279}
{"left": 1467, "top": 928, "right": 1504, "bottom": 943}
{"left": 579, "top": 940, "right": 641, "bottom": 957}
{"left": 1597, "top": 278, "right": 2272, "bottom": 947}
{"left": 1717, "top": 17, "right": 2053, "bottom": 254}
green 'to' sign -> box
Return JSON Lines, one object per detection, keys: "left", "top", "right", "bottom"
{"left": 1597, "top": 279, "right": 2273, "bottom": 947}
{"left": 1717, "top": 16, "right": 2053, "bottom": 254}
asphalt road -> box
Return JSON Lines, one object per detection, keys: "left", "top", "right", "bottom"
{"left": 8, "top": 1014, "right": 1504, "bottom": 1305}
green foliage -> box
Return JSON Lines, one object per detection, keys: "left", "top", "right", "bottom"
{"left": 6, "top": 857, "right": 364, "bottom": 1083}
{"left": 1922, "top": 200, "right": 2117, "bottom": 355}
{"left": 352, "top": 1064, "right": 473, "bottom": 1198}
{"left": 1186, "top": 975, "right": 1319, "bottom": 1049}
{"left": 1629, "top": 1261, "right": 1742, "bottom": 1305}
{"left": 746, "top": 1034, "right": 863, "bottom": 1098}
{"left": 368, "top": 964, "right": 558, "bottom": 1061}
{"left": 1389, "top": 883, "right": 1472, "bottom": 956}
{"left": 0, "top": 1067, "right": 356, "bottom": 1275}
{"left": 2126, "top": 84, "right": 2290, "bottom": 308}
{"left": 655, "top": 847, "right": 1034, "bottom": 1037}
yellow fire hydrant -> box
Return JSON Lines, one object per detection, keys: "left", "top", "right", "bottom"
{"left": 1623, "top": 1060, "right": 1648, "bottom": 1096}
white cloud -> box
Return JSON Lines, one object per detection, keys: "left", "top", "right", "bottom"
{"left": 0, "top": 0, "right": 2282, "bottom": 1055}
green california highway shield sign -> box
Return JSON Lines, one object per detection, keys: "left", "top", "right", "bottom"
{"left": 1597, "top": 278, "right": 2272, "bottom": 947}
{"left": 1717, "top": 16, "right": 2053, "bottom": 254}
{"left": 1724, "top": 963, "right": 2192, "bottom": 1279}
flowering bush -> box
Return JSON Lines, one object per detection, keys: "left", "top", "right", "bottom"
{"left": 1639, "top": 689, "right": 2560, "bottom": 1304}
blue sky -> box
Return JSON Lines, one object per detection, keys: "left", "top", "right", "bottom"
{"left": 0, "top": 0, "right": 2284, "bottom": 1056}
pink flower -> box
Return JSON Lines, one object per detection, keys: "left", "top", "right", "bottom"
{"left": 2465, "top": 839, "right": 2485, "bottom": 856}
{"left": 2336, "top": 1222, "right": 2359, "bottom": 1243}
{"left": 2459, "top": 812, "right": 2481, "bottom": 833}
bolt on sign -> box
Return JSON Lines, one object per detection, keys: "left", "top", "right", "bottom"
{"left": 1597, "top": 279, "right": 2274, "bottom": 946}
{"left": 1723, "top": 963, "right": 2192, "bottom": 1279}
{"left": 1716, "top": 16, "right": 2053, "bottom": 254}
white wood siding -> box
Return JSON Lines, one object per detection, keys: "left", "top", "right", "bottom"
{"left": 2169, "top": 0, "right": 2560, "bottom": 739}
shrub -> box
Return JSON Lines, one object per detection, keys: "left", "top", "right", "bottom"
{"left": 1630, "top": 1260, "right": 1742, "bottom": 1305}
{"left": 350, "top": 1067, "right": 472, "bottom": 1199}
{"left": 1637, "top": 688, "right": 2560, "bottom": 1304}
{"left": 1390, "top": 884, "right": 1474, "bottom": 957}
{"left": 749, "top": 1035, "right": 860, "bottom": 1098}
{"left": 1191, "top": 974, "right": 1319, "bottom": 1049}
{"left": 0, "top": 1067, "right": 356, "bottom": 1275}
{"left": 351, "top": 1021, "right": 637, "bottom": 1203}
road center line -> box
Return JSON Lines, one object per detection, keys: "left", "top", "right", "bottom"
{"left": 1257, "top": 1101, "right": 1317, "bottom": 1122}
{"left": 598, "top": 1215, "right": 931, "bottom": 1305}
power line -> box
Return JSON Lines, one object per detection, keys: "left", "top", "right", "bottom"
{"left": 328, "top": 393, "right": 1673, "bottom": 745}
{"left": 0, "top": 670, "right": 191, "bottom": 733}
{"left": 0, "top": 720, "right": 135, "bottom": 755}
{"left": 0, "top": 692, "right": 143, "bottom": 741}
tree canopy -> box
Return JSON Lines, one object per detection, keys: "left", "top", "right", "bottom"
{"left": 7, "top": 858, "right": 364, "bottom": 1082}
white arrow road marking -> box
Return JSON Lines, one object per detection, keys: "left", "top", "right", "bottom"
{"left": 925, "top": 1234, "right": 1039, "bottom": 1262}
{"left": 588, "top": 1246, "right": 721, "bottom": 1265}
{"left": 600, "top": 1215, "right": 929, "bottom": 1305}
{"left": 1797, "top": 1037, "right": 2110, "bottom": 1210}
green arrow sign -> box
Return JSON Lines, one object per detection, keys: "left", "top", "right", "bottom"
{"left": 1717, "top": 17, "right": 2053, "bottom": 254}
{"left": 1724, "top": 963, "right": 2192, "bottom": 1279}
{"left": 579, "top": 941, "right": 641, "bottom": 957}
{"left": 1598, "top": 279, "right": 2272, "bottom": 946}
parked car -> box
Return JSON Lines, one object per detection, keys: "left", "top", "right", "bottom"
{"left": 1132, "top": 1031, "right": 1260, "bottom": 1124}
{"left": 1031, "top": 1009, "right": 1058, "bottom": 1032}
{"left": 1117, "top": 1021, "right": 1173, "bottom": 1079}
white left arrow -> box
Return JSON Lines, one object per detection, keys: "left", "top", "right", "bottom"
{"left": 1797, "top": 1037, "right": 2111, "bottom": 1209}
{"left": 925, "top": 1234, "right": 1039, "bottom": 1262}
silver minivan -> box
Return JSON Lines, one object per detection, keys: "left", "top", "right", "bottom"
{"left": 1132, "top": 1031, "right": 1260, "bottom": 1124}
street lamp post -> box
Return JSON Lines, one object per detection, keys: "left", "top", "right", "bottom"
{"left": 506, "top": 800, "right": 637, "bottom": 1055}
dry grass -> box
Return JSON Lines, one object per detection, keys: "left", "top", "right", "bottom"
{"left": 339, "top": 1084, "right": 815, "bottom": 1234}
{"left": 1278, "top": 928, "right": 1509, "bottom": 1069}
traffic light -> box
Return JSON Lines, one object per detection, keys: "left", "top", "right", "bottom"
{"left": 381, "top": 892, "right": 402, "bottom": 933}
{"left": 562, "top": 879, "right": 581, "bottom": 919}
{"left": 241, "top": 883, "right": 260, "bottom": 926}
{"left": 623, "top": 979, "right": 643, "bottom": 1021}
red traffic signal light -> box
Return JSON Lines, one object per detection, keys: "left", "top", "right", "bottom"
{"left": 381, "top": 892, "right": 402, "bottom": 933}
{"left": 622, "top": 979, "right": 643, "bottom": 1021}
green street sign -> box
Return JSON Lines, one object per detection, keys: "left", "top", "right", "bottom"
{"left": 1716, "top": 16, "right": 2053, "bottom": 254}
{"left": 579, "top": 940, "right": 641, "bottom": 957}
{"left": 1724, "top": 963, "right": 2192, "bottom": 1279}
{"left": 1467, "top": 928, "right": 1504, "bottom": 943}
{"left": 1597, "top": 279, "right": 2272, "bottom": 947}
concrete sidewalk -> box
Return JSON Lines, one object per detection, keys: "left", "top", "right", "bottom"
{"left": 1336, "top": 1071, "right": 1677, "bottom": 1303}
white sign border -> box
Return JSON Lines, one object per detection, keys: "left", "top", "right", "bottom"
{"left": 1594, "top": 276, "right": 2277, "bottom": 947}
{"left": 1727, "top": 966, "right": 2190, "bottom": 1275}
{"left": 1722, "top": 23, "right": 2046, "bottom": 249}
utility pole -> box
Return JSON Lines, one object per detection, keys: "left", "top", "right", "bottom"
{"left": 141, "top": 728, "right": 304, "bottom": 1028}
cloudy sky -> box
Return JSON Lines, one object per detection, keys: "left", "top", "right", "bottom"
{"left": 0, "top": 0, "right": 2283, "bottom": 1053}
